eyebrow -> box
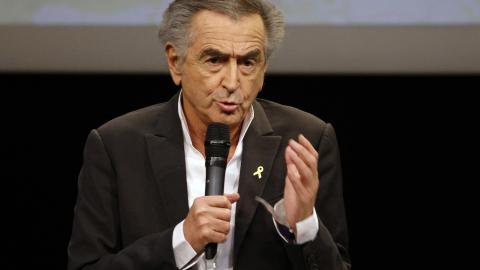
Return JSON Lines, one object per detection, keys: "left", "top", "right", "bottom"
{"left": 199, "top": 48, "right": 229, "bottom": 60}
{"left": 199, "top": 48, "right": 263, "bottom": 61}
{"left": 238, "top": 49, "right": 262, "bottom": 62}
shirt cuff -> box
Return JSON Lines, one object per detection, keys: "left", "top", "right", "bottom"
{"left": 172, "top": 220, "right": 200, "bottom": 269}
{"left": 272, "top": 199, "right": 319, "bottom": 244}
{"left": 295, "top": 208, "right": 319, "bottom": 244}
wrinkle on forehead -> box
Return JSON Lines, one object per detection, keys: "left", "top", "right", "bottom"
{"left": 189, "top": 10, "right": 266, "bottom": 56}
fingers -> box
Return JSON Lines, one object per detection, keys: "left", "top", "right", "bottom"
{"left": 286, "top": 145, "right": 315, "bottom": 183}
{"left": 285, "top": 134, "right": 319, "bottom": 183}
{"left": 205, "top": 229, "right": 229, "bottom": 244}
{"left": 298, "top": 134, "right": 318, "bottom": 159}
{"left": 205, "top": 195, "right": 231, "bottom": 209}
{"left": 196, "top": 221, "right": 230, "bottom": 244}
{"left": 225, "top": 193, "right": 240, "bottom": 203}
{"left": 192, "top": 196, "right": 235, "bottom": 221}
{"left": 288, "top": 136, "right": 318, "bottom": 170}
{"left": 211, "top": 219, "right": 231, "bottom": 235}
{"left": 285, "top": 148, "right": 305, "bottom": 195}
{"left": 204, "top": 193, "right": 240, "bottom": 208}
{"left": 286, "top": 164, "right": 307, "bottom": 195}
{"left": 185, "top": 195, "right": 236, "bottom": 251}
{"left": 205, "top": 195, "right": 238, "bottom": 241}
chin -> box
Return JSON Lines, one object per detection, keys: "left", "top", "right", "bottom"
{"left": 212, "top": 114, "right": 241, "bottom": 126}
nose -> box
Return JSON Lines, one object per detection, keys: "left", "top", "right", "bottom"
{"left": 222, "top": 59, "right": 240, "bottom": 92}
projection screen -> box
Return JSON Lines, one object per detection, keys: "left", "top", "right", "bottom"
{"left": 1, "top": 0, "right": 480, "bottom": 73}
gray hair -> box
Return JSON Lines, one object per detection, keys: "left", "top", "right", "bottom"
{"left": 158, "top": 0, "right": 285, "bottom": 61}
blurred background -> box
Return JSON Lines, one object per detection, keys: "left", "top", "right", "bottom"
{"left": 4, "top": 1, "right": 479, "bottom": 269}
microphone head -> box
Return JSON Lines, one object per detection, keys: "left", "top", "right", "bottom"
{"left": 205, "top": 123, "right": 231, "bottom": 158}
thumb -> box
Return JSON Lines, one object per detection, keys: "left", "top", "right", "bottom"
{"left": 225, "top": 193, "right": 240, "bottom": 203}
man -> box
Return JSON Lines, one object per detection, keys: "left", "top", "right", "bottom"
{"left": 68, "top": 1, "right": 350, "bottom": 270}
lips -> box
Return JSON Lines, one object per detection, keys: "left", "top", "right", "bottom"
{"left": 217, "top": 101, "right": 239, "bottom": 113}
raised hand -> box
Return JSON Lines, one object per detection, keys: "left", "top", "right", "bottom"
{"left": 284, "top": 134, "right": 319, "bottom": 232}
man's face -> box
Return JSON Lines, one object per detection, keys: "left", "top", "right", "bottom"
{"left": 171, "top": 10, "right": 267, "bottom": 128}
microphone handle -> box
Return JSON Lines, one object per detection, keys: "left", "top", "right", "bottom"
{"left": 205, "top": 159, "right": 226, "bottom": 260}
{"left": 205, "top": 164, "right": 226, "bottom": 196}
{"left": 205, "top": 243, "right": 217, "bottom": 260}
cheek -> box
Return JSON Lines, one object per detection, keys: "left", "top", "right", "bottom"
{"left": 183, "top": 68, "right": 219, "bottom": 101}
{"left": 205, "top": 75, "right": 224, "bottom": 91}
{"left": 192, "top": 67, "right": 224, "bottom": 92}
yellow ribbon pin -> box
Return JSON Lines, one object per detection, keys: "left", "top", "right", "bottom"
{"left": 253, "top": 166, "right": 264, "bottom": 179}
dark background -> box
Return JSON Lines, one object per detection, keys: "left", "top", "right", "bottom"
{"left": 7, "top": 73, "right": 478, "bottom": 269}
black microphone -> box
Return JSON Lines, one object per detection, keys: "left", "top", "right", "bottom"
{"left": 204, "top": 123, "right": 230, "bottom": 260}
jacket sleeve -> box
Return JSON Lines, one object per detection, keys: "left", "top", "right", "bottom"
{"left": 284, "top": 123, "right": 351, "bottom": 270}
{"left": 67, "top": 129, "right": 178, "bottom": 270}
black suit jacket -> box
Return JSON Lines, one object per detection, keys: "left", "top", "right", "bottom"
{"left": 68, "top": 93, "right": 351, "bottom": 270}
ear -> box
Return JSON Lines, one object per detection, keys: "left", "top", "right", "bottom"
{"left": 165, "top": 43, "right": 182, "bottom": 86}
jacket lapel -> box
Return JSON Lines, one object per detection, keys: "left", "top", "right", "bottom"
{"left": 234, "top": 100, "right": 282, "bottom": 260}
{"left": 145, "top": 93, "right": 189, "bottom": 227}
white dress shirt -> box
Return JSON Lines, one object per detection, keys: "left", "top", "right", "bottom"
{"left": 172, "top": 94, "right": 319, "bottom": 270}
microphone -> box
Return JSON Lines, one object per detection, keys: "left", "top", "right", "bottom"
{"left": 204, "top": 123, "right": 230, "bottom": 260}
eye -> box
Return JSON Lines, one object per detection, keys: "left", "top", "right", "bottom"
{"left": 240, "top": 59, "right": 257, "bottom": 73}
{"left": 244, "top": 59, "right": 255, "bottom": 67}
{"left": 207, "top": 57, "right": 221, "bottom": 65}
{"left": 204, "top": 57, "right": 224, "bottom": 71}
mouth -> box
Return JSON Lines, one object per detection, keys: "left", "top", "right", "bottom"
{"left": 217, "top": 101, "right": 239, "bottom": 114}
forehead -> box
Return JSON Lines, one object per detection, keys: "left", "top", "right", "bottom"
{"left": 189, "top": 10, "right": 266, "bottom": 53}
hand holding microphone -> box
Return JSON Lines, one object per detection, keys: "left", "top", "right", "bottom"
{"left": 183, "top": 193, "right": 239, "bottom": 253}
{"left": 183, "top": 123, "right": 239, "bottom": 257}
